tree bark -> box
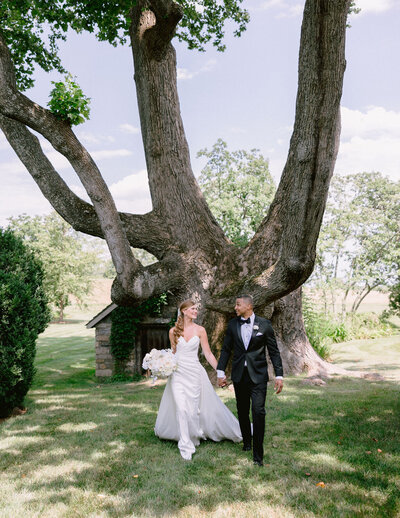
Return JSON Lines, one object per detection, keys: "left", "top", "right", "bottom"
{"left": 0, "top": 0, "right": 351, "bottom": 376}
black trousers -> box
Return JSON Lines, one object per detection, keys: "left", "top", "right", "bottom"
{"left": 233, "top": 367, "right": 267, "bottom": 463}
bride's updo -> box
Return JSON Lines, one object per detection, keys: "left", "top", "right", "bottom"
{"left": 172, "top": 299, "right": 195, "bottom": 352}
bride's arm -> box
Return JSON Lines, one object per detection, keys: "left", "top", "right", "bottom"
{"left": 199, "top": 327, "right": 218, "bottom": 370}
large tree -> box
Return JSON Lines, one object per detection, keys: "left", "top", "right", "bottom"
{"left": 0, "top": 0, "right": 351, "bottom": 376}
{"left": 311, "top": 172, "right": 400, "bottom": 315}
{"left": 198, "top": 139, "right": 276, "bottom": 248}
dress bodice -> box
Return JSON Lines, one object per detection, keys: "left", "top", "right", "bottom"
{"left": 175, "top": 335, "right": 200, "bottom": 363}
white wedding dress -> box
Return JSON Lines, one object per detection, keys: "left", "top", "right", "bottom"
{"left": 154, "top": 335, "right": 242, "bottom": 460}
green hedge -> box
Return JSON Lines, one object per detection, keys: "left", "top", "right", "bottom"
{"left": 0, "top": 229, "right": 50, "bottom": 418}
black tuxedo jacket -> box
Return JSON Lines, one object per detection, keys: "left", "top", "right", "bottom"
{"left": 217, "top": 315, "right": 283, "bottom": 384}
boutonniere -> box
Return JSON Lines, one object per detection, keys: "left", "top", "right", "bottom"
{"left": 253, "top": 325, "right": 259, "bottom": 331}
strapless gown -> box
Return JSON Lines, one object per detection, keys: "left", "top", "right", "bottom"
{"left": 154, "top": 335, "right": 242, "bottom": 460}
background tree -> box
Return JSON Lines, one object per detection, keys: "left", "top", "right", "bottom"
{"left": 0, "top": 0, "right": 351, "bottom": 376}
{"left": 198, "top": 139, "right": 275, "bottom": 247}
{"left": 8, "top": 212, "right": 99, "bottom": 321}
{"left": 311, "top": 172, "right": 400, "bottom": 315}
{"left": 0, "top": 229, "right": 50, "bottom": 418}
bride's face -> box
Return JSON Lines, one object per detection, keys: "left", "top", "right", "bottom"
{"left": 183, "top": 305, "right": 198, "bottom": 320}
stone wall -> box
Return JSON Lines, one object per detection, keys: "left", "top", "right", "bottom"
{"left": 95, "top": 320, "right": 114, "bottom": 378}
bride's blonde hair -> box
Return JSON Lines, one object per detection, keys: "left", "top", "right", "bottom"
{"left": 172, "top": 299, "right": 195, "bottom": 352}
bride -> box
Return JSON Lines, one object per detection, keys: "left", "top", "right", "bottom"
{"left": 154, "top": 299, "right": 242, "bottom": 460}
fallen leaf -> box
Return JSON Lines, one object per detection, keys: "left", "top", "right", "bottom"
{"left": 337, "top": 441, "right": 341, "bottom": 445}
{"left": 372, "top": 438, "right": 378, "bottom": 442}
{"left": 305, "top": 473, "right": 311, "bottom": 476}
{"left": 21, "top": 474, "right": 26, "bottom": 478}
{"left": 272, "top": 443, "right": 278, "bottom": 448}
{"left": 377, "top": 449, "right": 382, "bottom": 453}
{"left": 316, "top": 482, "right": 326, "bottom": 488}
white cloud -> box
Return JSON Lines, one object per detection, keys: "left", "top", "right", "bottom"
{"left": 177, "top": 60, "right": 217, "bottom": 81}
{"left": 267, "top": 106, "right": 400, "bottom": 182}
{"left": 119, "top": 123, "right": 140, "bottom": 135}
{"left": 255, "top": 0, "right": 304, "bottom": 17}
{"left": 177, "top": 68, "right": 195, "bottom": 81}
{"left": 77, "top": 132, "right": 116, "bottom": 144}
{"left": 91, "top": 149, "right": 133, "bottom": 160}
{"left": 336, "top": 135, "right": 400, "bottom": 179}
{"left": 0, "top": 148, "right": 133, "bottom": 178}
{"left": 341, "top": 105, "right": 400, "bottom": 139}
{"left": 0, "top": 178, "right": 53, "bottom": 227}
{"left": 335, "top": 105, "right": 400, "bottom": 180}
{"left": 109, "top": 171, "right": 152, "bottom": 214}
{"left": 356, "top": 0, "right": 396, "bottom": 14}
{"left": 276, "top": 3, "right": 303, "bottom": 17}
{"left": 0, "top": 159, "right": 28, "bottom": 176}
{"left": 69, "top": 172, "right": 153, "bottom": 214}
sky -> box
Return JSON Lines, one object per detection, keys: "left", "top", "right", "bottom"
{"left": 1, "top": 0, "right": 400, "bottom": 227}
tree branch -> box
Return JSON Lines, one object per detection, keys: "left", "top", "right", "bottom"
{"left": 0, "top": 112, "right": 170, "bottom": 258}
{"left": 234, "top": 0, "right": 350, "bottom": 299}
{"left": 111, "top": 251, "right": 186, "bottom": 305}
{"left": 131, "top": 0, "right": 183, "bottom": 60}
{"left": 208, "top": 0, "right": 351, "bottom": 313}
{"left": 0, "top": 31, "right": 142, "bottom": 292}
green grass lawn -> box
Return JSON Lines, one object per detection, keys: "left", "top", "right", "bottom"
{"left": 1, "top": 320, "right": 400, "bottom": 518}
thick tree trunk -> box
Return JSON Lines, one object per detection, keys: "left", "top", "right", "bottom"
{"left": 0, "top": 0, "right": 351, "bottom": 377}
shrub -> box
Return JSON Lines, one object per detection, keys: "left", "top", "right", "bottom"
{"left": 302, "top": 295, "right": 396, "bottom": 361}
{"left": 344, "top": 312, "right": 395, "bottom": 340}
{"left": 302, "top": 296, "right": 333, "bottom": 360}
{"left": 0, "top": 229, "right": 51, "bottom": 418}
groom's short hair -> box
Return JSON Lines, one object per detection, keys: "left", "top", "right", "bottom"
{"left": 237, "top": 294, "right": 253, "bottom": 307}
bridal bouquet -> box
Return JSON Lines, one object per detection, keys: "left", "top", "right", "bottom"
{"left": 142, "top": 348, "right": 178, "bottom": 379}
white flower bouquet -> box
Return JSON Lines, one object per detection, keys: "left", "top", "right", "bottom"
{"left": 142, "top": 348, "right": 178, "bottom": 379}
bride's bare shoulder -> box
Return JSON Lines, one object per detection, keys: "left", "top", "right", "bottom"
{"left": 196, "top": 324, "right": 206, "bottom": 335}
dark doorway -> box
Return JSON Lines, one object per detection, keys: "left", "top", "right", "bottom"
{"left": 136, "top": 324, "right": 170, "bottom": 373}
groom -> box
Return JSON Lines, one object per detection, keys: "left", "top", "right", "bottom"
{"left": 217, "top": 294, "right": 283, "bottom": 466}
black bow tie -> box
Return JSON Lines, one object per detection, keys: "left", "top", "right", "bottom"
{"left": 239, "top": 318, "right": 251, "bottom": 325}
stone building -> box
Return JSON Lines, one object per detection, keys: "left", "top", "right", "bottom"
{"left": 86, "top": 303, "right": 171, "bottom": 379}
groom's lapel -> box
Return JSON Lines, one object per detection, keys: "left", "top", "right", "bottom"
{"left": 235, "top": 319, "right": 245, "bottom": 349}
{"left": 248, "top": 315, "right": 260, "bottom": 348}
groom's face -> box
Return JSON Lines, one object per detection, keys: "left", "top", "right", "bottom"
{"left": 235, "top": 298, "right": 252, "bottom": 317}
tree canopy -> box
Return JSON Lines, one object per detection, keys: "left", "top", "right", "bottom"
{"left": 198, "top": 139, "right": 275, "bottom": 247}
{"left": 311, "top": 172, "right": 400, "bottom": 314}
{"left": 8, "top": 212, "right": 99, "bottom": 321}
{"left": 0, "top": 0, "right": 249, "bottom": 90}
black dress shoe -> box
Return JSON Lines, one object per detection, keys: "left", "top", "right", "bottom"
{"left": 242, "top": 445, "right": 251, "bottom": 451}
{"left": 253, "top": 460, "right": 264, "bottom": 467}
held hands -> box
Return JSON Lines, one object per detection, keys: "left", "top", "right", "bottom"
{"left": 274, "top": 378, "right": 283, "bottom": 394}
{"left": 217, "top": 376, "right": 227, "bottom": 388}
